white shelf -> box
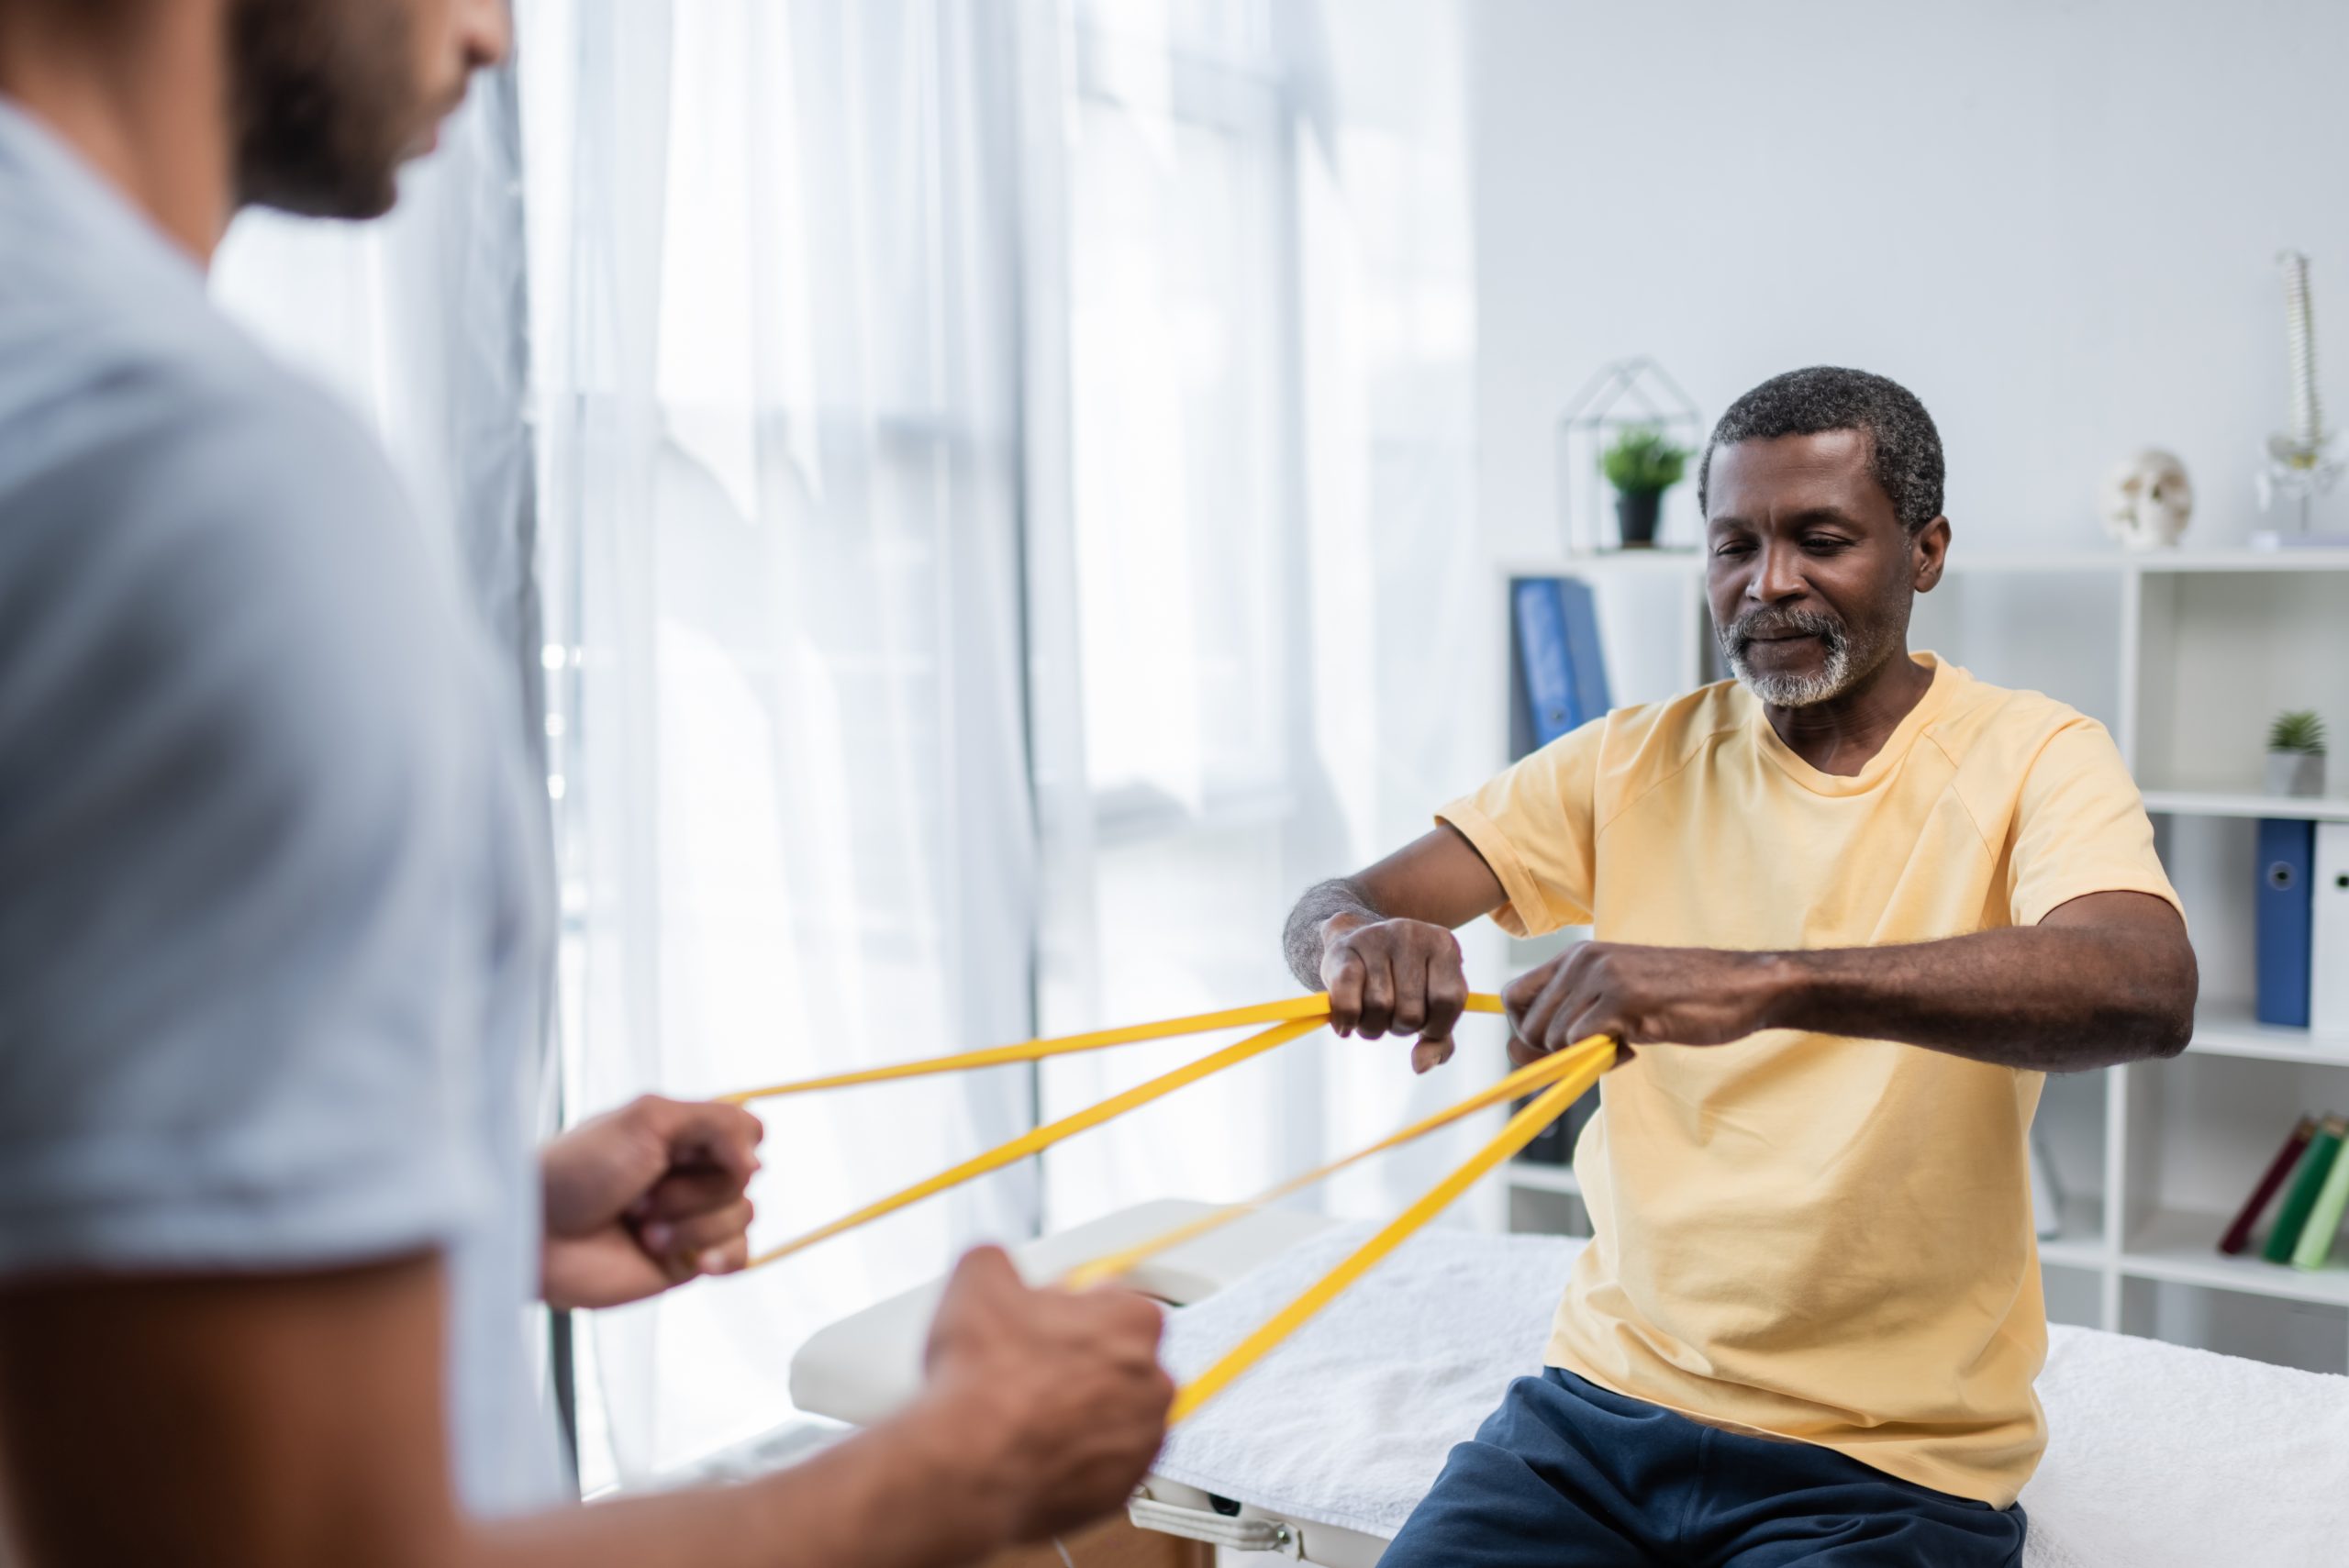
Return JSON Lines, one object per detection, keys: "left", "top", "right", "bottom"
{"left": 2037, "top": 1195, "right": 2109, "bottom": 1270}
{"left": 2120, "top": 1209, "right": 2349, "bottom": 1307}
{"left": 1507, "top": 1162, "right": 1580, "bottom": 1196}
{"left": 2141, "top": 789, "right": 2349, "bottom": 822}
{"left": 1943, "top": 550, "right": 2143, "bottom": 573}
{"left": 2187, "top": 1003, "right": 2349, "bottom": 1066}
{"left": 2132, "top": 547, "right": 2349, "bottom": 573}
{"left": 2038, "top": 1243, "right": 2106, "bottom": 1271}
{"left": 1500, "top": 547, "right": 2349, "bottom": 582}
{"left": 1497, "top": 549, "right": 1707, "bottom": 578}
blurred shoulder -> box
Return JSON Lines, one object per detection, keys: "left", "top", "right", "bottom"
{"left": 0, "top": 323, "right": 469, "bottom": 830}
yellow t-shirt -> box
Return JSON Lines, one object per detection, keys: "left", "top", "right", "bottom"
{"left": 1439, "top": 654, "right": 2178, "bottom": 1507}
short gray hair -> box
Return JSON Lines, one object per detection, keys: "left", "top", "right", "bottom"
{"left": 1698, "top": 366, "right": 1944, "bottom": 533}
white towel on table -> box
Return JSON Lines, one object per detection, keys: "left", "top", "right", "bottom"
{"left": 1155, "top": 1223, "right": 2349, "bottom": 1567}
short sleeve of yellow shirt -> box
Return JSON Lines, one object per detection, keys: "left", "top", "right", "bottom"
{"left": 1437, "top": 655, "right": 2178, "bottom": 1508}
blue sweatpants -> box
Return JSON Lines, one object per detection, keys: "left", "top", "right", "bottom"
{"left": 1379, "top": 1370, "right": 2026, "bottom": 1568}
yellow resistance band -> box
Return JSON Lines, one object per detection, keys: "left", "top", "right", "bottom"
{"left": 746, "top": 1014, "right": 1325, "bottom": 1271}
{"left": 1063, "top": 1030, "right": 1613, "bottom": 1292}
{"left": 715, "top": 987, "right": 1609, "bottom": 1424}
{"left": 1167, "top": 1039, "right": 1616, "bottom": 1424}
{"left": 721, "top": 992, "right": 1506, "bottom": 1106}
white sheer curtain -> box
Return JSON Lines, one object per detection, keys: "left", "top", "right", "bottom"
{"left": 517, "top": 0, "right": 1040, "bottom": 1487}
{"left": 514, "top": 0, "right": 1483, "bottom": 1485}
{"left": 1023, "top": 0, "right": 1497, "bottom": 1232}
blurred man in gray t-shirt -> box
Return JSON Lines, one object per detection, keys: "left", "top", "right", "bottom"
{"left": 0, "top": 4, "right": 1170, "bottom": 1564}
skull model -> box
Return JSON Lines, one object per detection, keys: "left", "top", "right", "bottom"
{"left": 2100, "top": 449, "right": 2193, "bottom": 550}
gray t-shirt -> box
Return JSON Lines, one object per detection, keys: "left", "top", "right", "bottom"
{"left": 0, "top": 101, "right": 565, "bottom": 1517}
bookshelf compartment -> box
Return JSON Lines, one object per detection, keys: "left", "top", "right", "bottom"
{"left": 2040, "top": 1258, "right": 2103, "bottom": 1331}
{"left": 1507, "top": 1162, "right": 1581, "bottom": 1197}
{"left": 2132, "top": 570, "right": 2349, "bottom": 802}
{"left": 2117, "top": 1276, "right": 2349, "bottom": 1376}
{"left": 2153, "top": 813, "right": 2259, "bottom": 1011}
{"left": 1908, "top": 569, "right": 2123, "bottom": 736}
{"left": 2035, "top": 1068, "right": 2108, "bottom": 1256}
{"left": 2121, "top": 1053, "right": 2349, "bottom": 1259}
{"left": 1573, "top": 568, "right": 1712, "bottom": 705}
{"left": 2188, "top": 1001, "right": 2349, "bottom": 1066}
{"left": 2035, "top": 1198, "right": 2107, "bottom": 1272}
{"left": 1510, "top": 1182, "right": 1588, "bottom": 1240}
{"left": 2118, "top": 1207, "right": 2349, "bottom": 1309}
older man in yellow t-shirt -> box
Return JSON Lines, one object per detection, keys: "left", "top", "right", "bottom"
{"left": 1286, "top": 366, "right": 2196, "bottom": 1567}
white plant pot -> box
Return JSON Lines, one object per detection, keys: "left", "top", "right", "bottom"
{"left": 2266, "top": 750, "right": 2326, "bottom": 797}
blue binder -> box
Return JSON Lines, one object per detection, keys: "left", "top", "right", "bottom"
{"left": 1558, "top": 578, "right": 1611, "bottom": 732}
{"left": 1513, "top": 578, "right": 1611, "bottom": 752}
{"left": 2256, "top": 817, "right": 2315, "bottom": 1029}
{"left": 1514, "top": 579, "right": 1575, "bottom": 748}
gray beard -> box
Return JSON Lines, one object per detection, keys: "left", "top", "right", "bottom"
{"left": 1720, "top": 607, "right": 1868, "bottom": 708}
{"left": 1731, "top": 642, "right": 1854, "bottom": 707}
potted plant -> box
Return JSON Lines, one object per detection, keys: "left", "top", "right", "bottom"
{"left": 2266, "top": 710, "right": 2328, "bottom": 797}
{"left": 1600, "top": 425, "right": 1690, "bottom": 549}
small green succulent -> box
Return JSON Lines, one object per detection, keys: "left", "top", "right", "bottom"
{"left": 1600, "top": 425, "right": 1690, "bottom": 495}
{"left": 2269, "top": 710, "right": 2328, "bottom": 755}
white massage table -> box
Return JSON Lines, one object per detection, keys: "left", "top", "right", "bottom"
{"left": 791, "top": 1201, "right": 2349, "bottom": 1568}
{"left": 793, "top": 1202, "right": 1382, "bottom": 1564}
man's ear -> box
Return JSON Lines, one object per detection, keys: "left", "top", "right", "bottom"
{"left": 1912, "top": 517, "right": 1951, "bottom": 592}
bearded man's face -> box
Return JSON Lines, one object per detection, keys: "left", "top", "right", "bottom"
{"left": 231, "top": 0, "right": 507, "bottom": 218}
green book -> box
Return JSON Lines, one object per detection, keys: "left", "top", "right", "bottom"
{"left": 2291, "top": 1123, "right": 2349, "bottom": 1270}
{"left": 2264, "top": 1114, "right": 2345, "bottom": 1263}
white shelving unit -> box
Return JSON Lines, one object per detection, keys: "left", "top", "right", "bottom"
{"left": 1498, "top": 546, "right": 2349, "bottom": 1374}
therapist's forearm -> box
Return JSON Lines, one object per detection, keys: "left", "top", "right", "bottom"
{"left": 0, "top": 1258, "right": 1028, "bottom": 1568}
{"left": 476, "top": 1409, "right": 1013, "bottom": 1568}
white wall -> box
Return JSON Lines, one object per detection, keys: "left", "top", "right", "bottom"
{"left": 1471, "top": 0, "right": 2349, "bottom": 562}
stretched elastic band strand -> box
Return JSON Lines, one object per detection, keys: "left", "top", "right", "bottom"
{"left": 745, "top": 1016, "right": 1325, "bottom": 1271}
{"left": 1062, "top": 1032, "right": 1613, "bottom": 1292}
{"left": 721, "top": 993, "right": 1506, "bottom": 1105}
{"left": 1168, "top": 1040, "right": 1616, "bottom": 1425}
